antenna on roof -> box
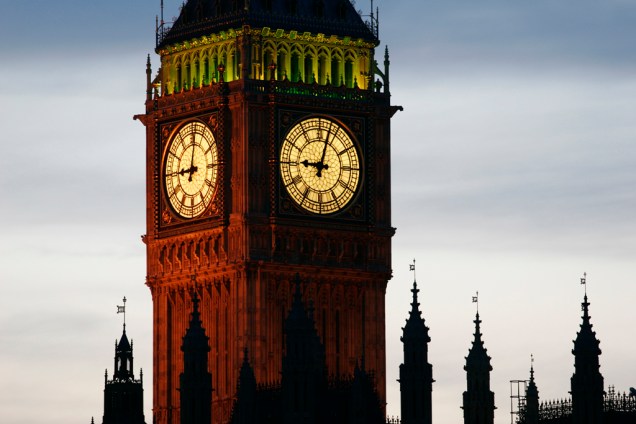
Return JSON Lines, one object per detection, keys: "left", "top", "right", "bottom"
{"left": 161, "top": 0, "right": 165, "bottom": 25}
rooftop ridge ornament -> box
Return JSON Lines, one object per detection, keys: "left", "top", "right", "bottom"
{"left": 117, "top": 296, "right": 127, "bottom": 329}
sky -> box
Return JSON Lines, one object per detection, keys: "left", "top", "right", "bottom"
{"left": 0, "top": 1, "right": 635, "bottom": 423}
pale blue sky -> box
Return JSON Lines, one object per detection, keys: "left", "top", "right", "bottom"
{"left": 1, "top": 1, "right": 635, "bottom": 423}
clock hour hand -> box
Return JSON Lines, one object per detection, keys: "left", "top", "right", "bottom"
{"left": 169, "top": 164, "right": 198, "bottom": 179}
{"left": 301, "top": 159, "right": 329, "bottom": 177}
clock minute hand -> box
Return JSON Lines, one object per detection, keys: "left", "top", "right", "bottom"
{"left": 188, "top": 141, "right": 196, "bottom": 182}
{"left": 317, "top": 124, "right": 332, "bottom": 177}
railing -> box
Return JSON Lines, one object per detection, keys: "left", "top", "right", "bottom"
{"left": 153, "top": 78, "right": 386, "bottom": 112}
{"left": 538, "top": 399, "right": 572, "bottom": 420}
{"left": 517, "top": 392, "right": 636, "bottom": 423}
{"left": 603, "top": 391, "right": 636, "bottom": 413}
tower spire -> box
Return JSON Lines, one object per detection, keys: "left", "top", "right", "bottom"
{"left": 400, "top": 260, "right": 433, "bottom": 424}
{"left": 571, "top": 274, "right": 604, "bottom": 424}
{"left": 102, "top": 299, "right": 146, "bottom": 424}
{"left": 462, "top": 296, "right": 495, "bottom": 424}
{"left": 180, "top": 291, "right": 212, "bottom": 424}
{"left": 522, "top": 355, "right": 539, "bottom": 424}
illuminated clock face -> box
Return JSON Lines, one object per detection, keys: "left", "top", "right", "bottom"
{"left": 164, "top": 121, "right": 219, "bottom": 219}
{"left": 280, "top": 117, "right": 361, "bottom": 214}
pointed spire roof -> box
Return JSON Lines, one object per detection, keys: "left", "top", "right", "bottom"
{"left": 182, "top": 292, "right": 210, "bottom": 353}
{"left": 572, "top": 294, "right": 601, "bottom": 356}
{"left": 401, "top": 280, "right": 430, "bottom": 342}
{"left": 158, "top": 0, "right": 376, "bottom": 49}
{"left": 465, "top": 312, "right": 492, "bottom": 371}
{"left": 238, "top": 348, "right": 256, "bottom": 390}
{"left": 117, "top": 325, "right": 132, "bottom": 353}
{"left": 113, "top": 322, "right": 134, "bottom": 381}
{"left": 526, "top": 358, "right": 538, "bottom": 398}
{"left": 285, "top": 274, "right": 314, "bottom": 333}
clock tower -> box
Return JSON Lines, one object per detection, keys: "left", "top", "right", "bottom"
{"left": 135, "top": 1, "right": 399, "bottom": 423}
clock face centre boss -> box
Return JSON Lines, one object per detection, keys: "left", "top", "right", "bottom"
{"left": 279, "top": 117, "right": 361, "bottom": 215}
{"left": 163, "top": 121, "right": 219, "bottom": 219}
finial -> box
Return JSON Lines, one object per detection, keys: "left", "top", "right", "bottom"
{"left": 472, "top": 291, "right": 479, "bottom": 314}
{"left": 117, "top": 297, "right": 127, "bottom": 329}
{"left": 409, "top": 258, "right": 417, "bottom": 283}
{"left": 530, "top": 354, "right": 535, "bottom": 379}
{"left": 580, "top": 272, "right": 587, "bottom": 296}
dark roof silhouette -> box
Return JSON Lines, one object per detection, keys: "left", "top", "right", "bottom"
{"left": 465, "top": 313, "right": 492, "bottom": 372}
{"left": 158, "top": 0, "right": 376, "bottom": 49}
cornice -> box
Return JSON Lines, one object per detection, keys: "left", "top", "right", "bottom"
{"left": 158, "top": 26, "right": 375, "bottom": 56}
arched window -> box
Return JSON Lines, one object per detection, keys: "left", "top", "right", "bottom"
{"left": 331, "top": 58, "right": 340, "bottom": 86}
{"left": 185, "top": 62, "right": 191, "bottom": 89}
{"left": 176, "top": 63, "right": 182, "bottom": 92}
{"left": 304, "top": 55, "right": 314, "bottom": 83}
{"left": 344, "top": 59, "right": 353, "bottom": 88}
{"left": 263, "top": 49, "right": 274, "bottom": 80}
{"left": 291, "top": 52, "right": 301, "bottom": 82}
{"left": 193, "top": 59, "right": 200, "bottom": 88}
{"left": 277, "top": 51, "right": 287, "bottom": 80}
{"left": 203, "top": 57, "right": 209, "bottom": 85}
{"left": 318, "top": 55, "right": 327, "bottom": 85}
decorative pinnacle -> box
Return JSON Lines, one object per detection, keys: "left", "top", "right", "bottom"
{"left": 409, "top": 258, "right": 417, "bottom": 283}
{"left": 530, "top": 354, "right": 535, "bottom": 381}
{"left": 580, "top": 272, "right": 587, "bottom": 296}
{"left": 472, "top": 291, "right": 479, "bottom": 314}
{"left": 117, "top": 297, "right": 127, "bottom": 329}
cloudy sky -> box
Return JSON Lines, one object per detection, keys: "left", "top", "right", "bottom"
{"left": 1, "top": 1, "right": 635, "bottom": 423}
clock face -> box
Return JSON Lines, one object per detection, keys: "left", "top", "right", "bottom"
{"left": 164, "top": 121, "right": 219, "bottom": 219}
{"left": 280, "top": 117, "right": 361, "bottom": 214}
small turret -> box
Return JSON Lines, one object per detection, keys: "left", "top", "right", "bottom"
{"left": 281, "top": 274, "right": 327, "bottom": 424}
{"left": 523, "top": 358, "right": 539, "bottom": 424}
{"left": 229, "top": 349, "right": 257, "bottom": 424}
{"left": 101, "top": 297, "right": 146, "bottom": 424}
{"left": 399, "top": 261, "right": 433, "bottom": 424}
{"left": 462, "top": 294, "right": 495, "bottom": 424}
{"left": 570, "top": 275, "right": 604, "bottom": 424}
{"left": 180, "top": 292, "right": 213, "bottom": 424}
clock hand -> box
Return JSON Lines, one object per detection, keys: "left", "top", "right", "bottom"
{"left": 316, "top": 122, "right": 332, "bottom": 177}
{"left": 170, "top": 168, "right": 191, "bottom": 177}
{"left": 188, "top": 139, "right": 196, "bottom": 182}
{"left": 301, "top": 160, "right": 329, "bottom": 172}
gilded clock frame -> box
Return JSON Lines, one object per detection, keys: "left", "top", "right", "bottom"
{"left": 158, "top": 113, "right": 225, "bottom": 230}
{"left": 276, "top": 111, "right": 367, "bottom": 221}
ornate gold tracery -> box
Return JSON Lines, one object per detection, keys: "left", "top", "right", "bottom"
{"left": 159, "top": 28, "right": 373, "bottom": 94}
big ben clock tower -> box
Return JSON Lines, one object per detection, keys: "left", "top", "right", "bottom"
{"left": 135, "top": 1, "right": 399, "bottom": 423}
